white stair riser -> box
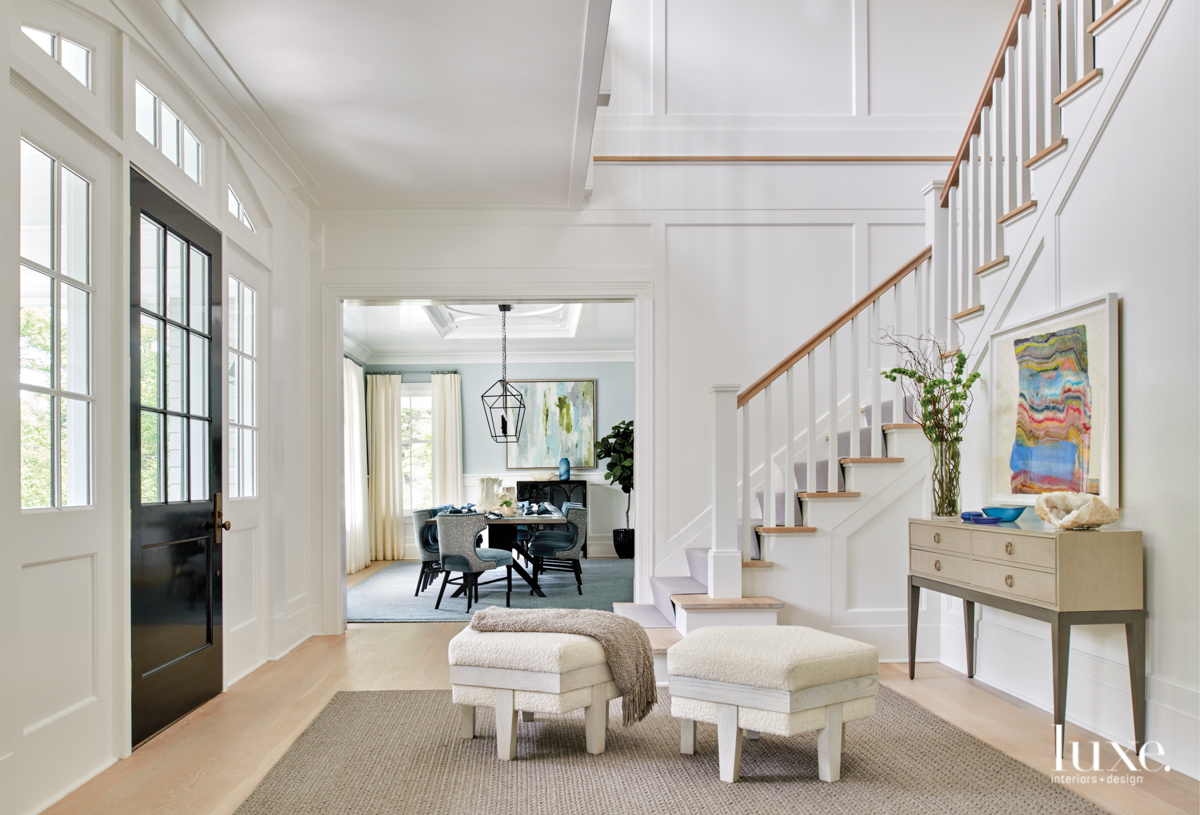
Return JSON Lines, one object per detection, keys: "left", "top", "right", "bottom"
{"left": 675, "top": 607, "right": 778, "bottom": 635}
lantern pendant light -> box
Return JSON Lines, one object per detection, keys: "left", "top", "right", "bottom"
{"left": 481, "top": 305, "right": 526, "bottom": 444}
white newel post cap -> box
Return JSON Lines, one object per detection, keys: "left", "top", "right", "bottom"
{"left": 710, "top": 384, "right": 741, "bottom": 393}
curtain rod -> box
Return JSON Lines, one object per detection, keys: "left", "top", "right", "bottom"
{"left": 365, "top": 369, "right": 459, "bottom": 375}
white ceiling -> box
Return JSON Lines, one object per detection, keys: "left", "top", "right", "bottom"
{"left": 179, "top": 0, "right": 609, "bottom": 209}
{"left": 343, "top": 302, "right": 634, "bottom": 363}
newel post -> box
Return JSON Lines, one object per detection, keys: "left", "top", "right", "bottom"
{"left": 923, "top": 180, "right": 949, "bottom": 344}
{"left": 709, "top": 384, "right": 743, "bottom": 599}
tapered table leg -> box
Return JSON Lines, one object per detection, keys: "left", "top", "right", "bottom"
{"left": 964, "top": 600, "right": 976, "bottom": 678}
{"left": 1125, "top": 611, "right": 1147, "bottom": 751}
{"left": 1051, "top": 615, "right": 1071, "bottom": 758}
{"left": 908, "top": 577, "right": 921, "bottom": 679}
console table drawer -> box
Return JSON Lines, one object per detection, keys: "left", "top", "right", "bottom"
{"left": 971, "top": 561, "right": 1056, "bottom": 605}
{"left": 910, "top": 523, "right": 971, "bottom": 555}
{"left": 972, "top": 531, "right": 1056, "bottom": 569}
{"left": 911, "top": 549, "right": 970, "bottom": 583}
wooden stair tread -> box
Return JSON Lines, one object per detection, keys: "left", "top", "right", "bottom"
{"left": 952, "top": 304, "right": 984, "bottom": 320}
{"left": 973, "top": 255, "right": 1010, "bottom": 276}
{"left": 840, "top": 457, "right": 904, "bottom": 464}
{"left": 742, "top": 560, "right": 775, "bottom": 569}
{"left": 670, "top": 594, "right": 784, "bottom": 610}
{"left": 997, "top": 200, "right": 1036, "bottom": 225}
{"left": 646, "top": 627, "right": 682, "bottom": 654}
{"left": 883, "top": 423, "right": 922, "bottom": 431}
{"left": 797, "top": 492, "right": 861, "bottom": 499}
{"left": 755, "top": 526, "right": 816, "bottom": 534}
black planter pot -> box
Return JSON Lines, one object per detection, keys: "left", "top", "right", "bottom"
{"left": 612, "top": 528, "right": 635, "bottom": 559}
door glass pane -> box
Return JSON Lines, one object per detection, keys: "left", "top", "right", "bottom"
{"left": 242, "top": 428, "right": 256, "bottom": 497}
{"left": 140, "top": 410, "right": 161, "bottom": 503}
{"left": 160, "top": 104, "right": 180, "bottom": 165}
{"left": 140, "top": 217, "right": 162, "bottom": 313}
{"left": 60, "top": 168, "right": 89, "bottom": 283}
{"left": 190, "top": 419, "right": 208, "bottom": 501}
{"left": 228, "top": 278, "right": 240, "bottom": 351}
{"left": 167, "top": 324, "right": 186, "bottom": 412}
{"left": 189, "top": 248, "right": 209, "bottom": 332}
{"left": 182, "top": 128, "right": 200, "bottom": 183}
{"left": 20, "top": 141, "right": 53, "bottom": 268}
{"left": 167, "top": 415, "right": 186, "bottom": 502}
{"left": 228, "top": 426, "right": 240, "bottom": 498}
{"left": 228, "top": 351, "right": 239, "bottom": 424}
{"left": 20, "top": 267, "right": 53, "bottom": 388}
{"left": 241, "top": 357, "right": 254, "bottom": 426}
{"left": 242, "top": 286, "right": 255, "bottom": 356}
{"left": 135, "top": 83, "right": 157, "bottom": 145}
{"left": 60, "top": 39, "right": 90, "bottom": 88}
{"left": 60, "top": 282, "right": 89, "bottom": 395}
{"left": 61, "top": 397, "right": 90, "bottom": 506}
{"left": 140, "top": 315, "right": 161, "bottom": 407}
{"left": 190, "top": 334, "right": 208, "bottom": 416}
{"left": 166, "top": 233, "right": 186, "bottom": 323}
{"left": 21, "top": 390, "right": 53, "bottom": 508}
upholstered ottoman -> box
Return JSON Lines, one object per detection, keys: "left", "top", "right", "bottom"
{"left": 668, "top": 626, "right": 878, "bottom": 782}
{"left": 448, "top": 626, "right": 619, "bottom": 760}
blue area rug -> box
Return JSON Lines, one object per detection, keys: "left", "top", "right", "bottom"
{"left": 347, "top": 558, "right": 635, "bottom": 622}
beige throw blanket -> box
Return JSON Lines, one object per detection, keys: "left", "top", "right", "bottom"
{"left": 470, "top": 608, "right": 657, "bottom": 725}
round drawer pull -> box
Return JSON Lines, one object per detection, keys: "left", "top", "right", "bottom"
{"left": 1004, "top": 574, "right": 1014, "bottom": 588}
{"left": 1005, "top": 541, "right": 1014, "bottom": 555}
{"left": 933, "top": 533, "right": 941, "bottom": 544}
{"left": 934, "top": 560, "right": 942, "bottom": 571}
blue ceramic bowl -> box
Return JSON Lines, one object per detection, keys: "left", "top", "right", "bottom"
{"left": 982, "top": 506, "right": 1025, "bottom": 522}
{"left": 971, "top": 516, "right": 1002, "bottom": 525}
{"left": 961, "top": 511, "right": 983, "bottom": 520}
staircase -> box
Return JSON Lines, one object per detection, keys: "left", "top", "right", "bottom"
{"left": 618, "top": 0, "right": 1157, "bottom": 664}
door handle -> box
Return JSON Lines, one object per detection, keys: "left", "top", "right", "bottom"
{"left": 213, "top": 493, "right": 230, "bottom": 543}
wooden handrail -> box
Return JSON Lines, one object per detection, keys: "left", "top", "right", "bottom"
{"left": 939, "top": 0, "right": 1031, "bottom": 207}
{"left": 736, "top": 245, "right": 932, "bottom": 408}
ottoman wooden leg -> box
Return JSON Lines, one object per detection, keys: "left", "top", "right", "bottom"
{"left": 680, "top": 718, "right": 695, "bottom": 755}
{"left": 584, "top": 684, "right": 608, "bottom": 755}
{"left": 495, "top": 689, "right": 518, "bottom": 760}
{"left": 817, "top": 703, "right": 844, "bottom": 782}
{"left": 745, "top": 730, "right": 760, "bottom": 740}
{"left": 521, "top": 711, "right": 535, "bottom": 722}
{"left": 717, "top": 703, "right": 743, "bottom": 782}
{"left": 459, "top": 705, "right": 475, "bottom": 739}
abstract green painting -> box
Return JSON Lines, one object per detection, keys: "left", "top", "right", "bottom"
{"left": 505, "top": 380, "right": 597, "bottom": 469}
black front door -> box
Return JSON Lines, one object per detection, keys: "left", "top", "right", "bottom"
{"left": 129, "top": 169, "right": 223, "bottom": 746}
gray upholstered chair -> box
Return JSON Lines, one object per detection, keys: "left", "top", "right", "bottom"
{"left": 435, "top": 513, "right": 513, "bottom": 612}
{"left": 412, "top": 509, "right": 441, "bottom": 596}
{"left": 529, "top": 505, "right": 588, "bottom": 595}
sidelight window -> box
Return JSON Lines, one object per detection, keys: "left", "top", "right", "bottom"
{"left": 228, "top": 277, "right": 257, "bottom": 498}
{"left": 19, "top": 139, "right": 92, "bottom": 509}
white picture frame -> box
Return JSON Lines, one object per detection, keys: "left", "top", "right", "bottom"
{"left": 988, "top": 293, "right": 1119, "bottom": 508}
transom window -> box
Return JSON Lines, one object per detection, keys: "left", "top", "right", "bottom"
{"left": 228, "top": 277, "right": 257, "bottom": 498}
{"left": 400, "top": 384, "right": 432, "bottom": 513}
{"left": 19, "top": 139, "right": 92, "bottom": 509}
{"left": 227, "top": 187, "right": 255, "bottom": 232}
{"left": 22, "top": 26, "right": 91, "bottom": 89}
{"left": 135, "top": 81, "right": 201, "bottom": 184}
{"left": 138, "top": 215, "right": 211, "bottom": 504}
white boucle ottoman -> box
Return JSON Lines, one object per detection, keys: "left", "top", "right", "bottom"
{"left": 448, "top": 626, "right": 619, "bottom": 760}
{"left": 667, "top": 626, "right": 879, "bottom": 782}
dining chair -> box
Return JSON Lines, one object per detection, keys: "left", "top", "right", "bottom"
{"left": 529, "top": 505, "right": 588, "bottom": 595}
{"left": 412, "top": 509, "right": 441, "bottom": 596}
{"left": 435, "top": 513, "right": 513, "bottom": 612}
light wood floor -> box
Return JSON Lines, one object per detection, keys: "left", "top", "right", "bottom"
{"left": 41, "top": 625, "right": 1197, "bottom": 815}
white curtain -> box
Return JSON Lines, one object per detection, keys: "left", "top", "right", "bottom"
{"left": 431, "top": 373, "right": 464, "bottom": 507}
{"left": 368, "top": 374, "right": 406, "bottom": 561}
{"left": 343, "top": 358, "right": 371, "bottom": 575}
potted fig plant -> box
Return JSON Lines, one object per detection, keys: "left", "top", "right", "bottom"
{"left": 597, "top": 420, "right": 635, "bottom": 558}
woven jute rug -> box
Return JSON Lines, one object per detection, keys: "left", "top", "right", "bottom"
{"left": 235, "top": 687, "right": 1108, "bottom": 814}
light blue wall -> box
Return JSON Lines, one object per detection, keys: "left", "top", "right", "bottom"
{"left": 363, "top": 362, "right": 634, "bottom": 474}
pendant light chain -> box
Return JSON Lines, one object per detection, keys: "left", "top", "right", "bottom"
{"left": 501, "top": 308, "right": 507, "bottom": 384}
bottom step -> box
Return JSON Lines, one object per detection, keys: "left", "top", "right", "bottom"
{"left": 612, "top": 603, "right": 673, "bottom": 629}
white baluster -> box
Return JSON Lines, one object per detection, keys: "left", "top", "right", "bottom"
{"left": 944, "top": 187, "right": 957, "bottom": 344}
{"left": 762, "top": 382, "right": 774, "bottom": 530}
{"left": 992, "top": 76, "right": 1005, "bottom": 259}
{"left": 1004, "top": 47, "right": 1018, "bottom": 214}
{"left": 849, "top": 315, "right": 860, "bottom": 459}
{"left": 741, "top": 396, "right": 753, "bottom": 563}
{"left": 1047, "top": 0, "right": 1062, "bottom": 143}
{"left": 827, "top": 334, "right": 839, "bottom": 493}
{"left": 1080, "top": 0, "right": 1095, "bottom": 75}
{"left": 1033, "top": 0, "right": 1047, "bottom": 153}
{"left": 956, "top": 181, "right": 968, "bottom": 317}
{"left": 968, "top": 133, "right": 980, "bottom": 279}
{"left": 893, "top": 282, "right": 904, "bottom": 415}
{"left": 784, "top": 366, "right": 796, "bottom": 527}
{"left": 980, "top": 106, "right": 992, "bottom": 267}
{"left": 1017, "top": 13, "right": 1032, "bottom": 202}
{"left": 1063, "top": 0, "right": 1077, "bottom": 88}
{"left": 806, "top": 354, "right": 817, "bottom": 497}
{"left": 870, "top": 299, "right": 883, "bottom": 457}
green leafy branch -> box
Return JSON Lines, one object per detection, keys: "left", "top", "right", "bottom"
{"left": 879, "top": 332, "right": 980, "bottom": 447}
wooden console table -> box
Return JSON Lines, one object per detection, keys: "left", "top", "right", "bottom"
{"left": 907, "top": 517, "right": 1145, "bottom": 754}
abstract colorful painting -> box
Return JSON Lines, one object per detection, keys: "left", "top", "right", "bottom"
{"left": 990, "top": 294, "right": 1119, "bottom": 507}
{"left": 505, "top": 380, "right": 597, "bottom": 469}
{"left": 1009, "top": 326, "right": 1095, "bottom": 494}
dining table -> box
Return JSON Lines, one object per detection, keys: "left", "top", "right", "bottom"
{"left": 426, "top": 509, "right": 570, "bottom": 599}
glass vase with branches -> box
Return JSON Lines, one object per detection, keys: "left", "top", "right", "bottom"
{"left": 881, "top": 332, "right": 980, "bottom": 517}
